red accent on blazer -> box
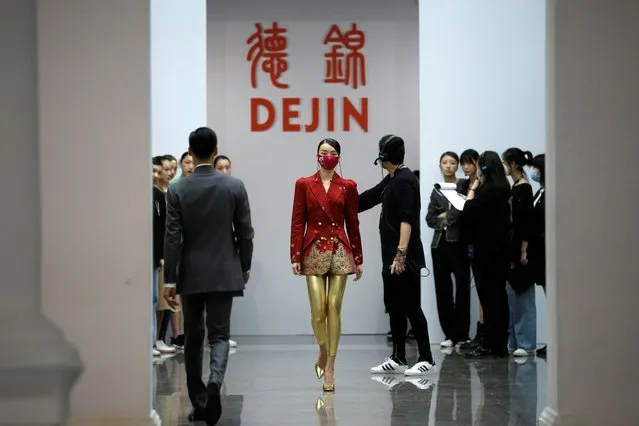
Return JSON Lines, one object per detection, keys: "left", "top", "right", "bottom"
{"left": 290, "top": 172, "right": 363, "bottom": 265}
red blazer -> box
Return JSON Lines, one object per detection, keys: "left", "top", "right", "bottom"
{"left": 290, "top": 172, "right": 363, "bottom": 265}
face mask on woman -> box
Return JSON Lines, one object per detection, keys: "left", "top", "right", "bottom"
{"left": 530, "top": 170, "right": 541, "bottom": 183}
{"left": 317, "top": 154, "right": 339, "bottom": 170}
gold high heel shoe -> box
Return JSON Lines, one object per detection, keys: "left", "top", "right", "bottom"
{"left": 322, "top": 383, "right": 335, "bottom": 392}
{"left": 315, "top": 362, "right": 325, "bottom": 380}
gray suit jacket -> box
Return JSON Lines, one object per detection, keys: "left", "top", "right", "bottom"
{"left": 164, "top": 165, "right": 254, "bottom": 295}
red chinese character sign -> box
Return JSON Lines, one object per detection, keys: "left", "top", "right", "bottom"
{"left": 246, "top": 22, "right": 290, "bottom": 89}
{"left": 247, "top": 22, "right": 369, "bottom": 134}
{"left": 323, "top": 23, "right": 366, "bottom": 89}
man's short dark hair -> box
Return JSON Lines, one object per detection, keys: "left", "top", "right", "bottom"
{"left": 189, "top": 127, "right": 218, "bottom": 159}
{"left": 152, "top": 156, "right": 164, "bottom": 166}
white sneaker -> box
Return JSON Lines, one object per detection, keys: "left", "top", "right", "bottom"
{"left": 155, "top": 340, "right": 176, "bottom": 354}
{"left": 370, "top": 357, "right": 408, "bottom": 374}
{"left": 229, "top": 339, "right": 238, "bottom": 348}
{"left": 152, "top": 348, "right": 161, "bottom": 357}
{"left": 404, "top": 361, "right": 436, "bottom": 376}
{"left": 370, "top": 375, "right": 404, "bottom": 390}
{"left": 513, "top": 348, "right": 530, "bottom": 357}
{"left": 440, "top": 339, "right": 454, "bottom": 348}
{"left": 405, "top": 377, "right": 435, "bottom": 390}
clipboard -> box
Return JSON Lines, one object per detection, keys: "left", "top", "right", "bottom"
{"left": 434, "top": 182, "right": 466, "bottom": 211}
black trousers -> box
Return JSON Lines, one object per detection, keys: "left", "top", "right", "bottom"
{"left": 434, "top": 353, "right": 472, "bottom": 424}
{"left": 432, "top": 238, "right": 471, "bottom": 342}
{"left": 471, "top": 245, "right": 509, "bottom": 351}
{"left": 383, "top": 269, "right": 433, "bottom": 363}
{"left": 182, "top": 292, "right": 233, "bottom": 411}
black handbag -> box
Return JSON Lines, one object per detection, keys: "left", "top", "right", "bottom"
{"left": 508, "top": 262, "right": 536, "bottom": 294}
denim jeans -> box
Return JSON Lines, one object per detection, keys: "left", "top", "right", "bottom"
{"left": 152, "top": 267, "right": 158, "bottom": 345}
{"left": 506, "top": 283, "right": 537, "bottom": 351}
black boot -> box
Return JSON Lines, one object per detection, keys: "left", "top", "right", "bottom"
{"left": 460, "top": 322, "right": 483, "bottom": 350}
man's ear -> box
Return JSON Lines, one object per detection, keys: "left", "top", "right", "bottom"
{"left": 187, "top": 147, "right": 193, "bottom": 157}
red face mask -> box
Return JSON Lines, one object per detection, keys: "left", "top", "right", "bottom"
{"left": 317, "top": 154, "right": 340, "bottom": 170}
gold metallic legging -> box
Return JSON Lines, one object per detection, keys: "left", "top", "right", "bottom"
{"left": 306, "top": 274, "right": 348, "bottom": 357}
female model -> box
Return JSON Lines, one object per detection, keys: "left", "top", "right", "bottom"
{"left": 426, "top": 151, "right": 471, "bottom": 348}
{"left": 502, "top": 148, "right": 536, "bottom": 357}
{"left": 290, "top": 138, "right": 363, "bottom": 392}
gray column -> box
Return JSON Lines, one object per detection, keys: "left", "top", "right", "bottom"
{"left": 38, "top": 0, "right": 154, "bottom": 422}
{"left": 0, "top": 1, "right": 82, "bottom": 424}
{"left": 541, "top": 1, "right": 639, "bottom": 425}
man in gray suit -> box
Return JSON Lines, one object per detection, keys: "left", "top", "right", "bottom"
{"left": 163, "top": 127, "right": 254, "bottom": 425}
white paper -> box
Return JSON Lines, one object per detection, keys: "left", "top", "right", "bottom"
{"left": 435, "top": 182, "right": 466, "bottom": 211}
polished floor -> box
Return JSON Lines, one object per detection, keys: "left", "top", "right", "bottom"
{"left": 154, "top": 336, "right": 545, "bottom": 425}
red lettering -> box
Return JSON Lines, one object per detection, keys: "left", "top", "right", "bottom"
{"left": 326, "top": 98, "right": 335, "bottom": 131}
{"left": 250, "top": 98, "right": 276, "bottom": 131}
{"left": 282, "top": 98, "right": 301, "bottom": 132}
{"left": 304, "top": 98, "right": 320, "bottom": 132}
{"left": 249, "top": 97, "right": 369, "bottom": 133}
{"left": 342, "top": 97, "right": 368, "bottom": 132}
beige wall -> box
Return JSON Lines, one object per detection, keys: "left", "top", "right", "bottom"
{"left": 39, "top": 0, "right": 153, "bottom": 421}
{"left": 543, "top": 1, "right": 639, "bottom": 425}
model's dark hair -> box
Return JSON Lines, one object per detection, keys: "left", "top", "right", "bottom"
{"left": 502, "top": 147, "right": 534, "bottom": 170}
{"left": 460, "top": 149, "right": 479, "bottom": 165}
{"left": 214, "top": 155, "right": 231, "bottom": 167}
{"left": 440, "top": 151, "right": 459, "bottom": 163}
{"left": 379, "top": 134, "right": 405, "bottom": 165}
{"left": 317, "top": 138, "right": 341, "bottom": 155}
{"left": 152, "top": 156, "right": 164, "bottom": 166}
{"left": 477, "top": 151, "right": 510, "bottom": 192}
{"left": 163, "top": 154, "right": 177, "bottom": 163}
{"left": 180, "top": 151, "right": 190, "bottom": 163}
{"left": 188, "top": 127, "right": 218, "bottom": 159}
{"left": 533, "top": 153, "right": 545, "bottom": 186}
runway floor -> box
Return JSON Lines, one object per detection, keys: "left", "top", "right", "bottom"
{"left": 154, "top": 335, "right": 545, "bottom": 425}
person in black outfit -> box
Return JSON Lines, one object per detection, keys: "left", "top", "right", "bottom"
{"left": 503, "top": 148, "right": 537, "bottom": 356}
{"left": 152, "top": 157, "right": 167, "bottom": 357}
{"left": 452, "top": 151, "right": 511, "bottom": 358}
{"left": 529, "top": 154, "right": 546, "bottom": 356}
{"left": 426, "top": 151, "right": 471, "bottom": 347}
{"left": 456, "top": 149, "right": 486, "bottom": 351}
{"left": 359, "top": 135, "right": 435, "bottom": 376}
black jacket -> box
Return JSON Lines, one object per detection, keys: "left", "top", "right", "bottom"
{"left": 425, "top": 180, "right": 466, "bottom": 248}
{"left": 359, "top": 167, "right": 426, "bottom": 270}
{"left": 153, "top": 187, "right": 166, "bottom": 268}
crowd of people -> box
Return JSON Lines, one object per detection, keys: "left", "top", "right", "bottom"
{"left": 150, "top": 127, "right": 546, "bottom": 425}
{"left": 152, "top": 150, "right": 237, "bottom": 358}
{"left": 427, "top": 148, "right": 546, "bottom": 359}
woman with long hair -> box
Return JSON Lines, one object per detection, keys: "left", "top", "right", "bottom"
{"left": 502, "top": 148, "right": 536, "bottom": 357}
{"left": 290, "top": 138, "right": 364, "bottom": 392}
{"left": 454, "top": 151, "right": 511, "bottom": 358}
{"left": 426, "top": 151, "right": 471, "bottom": 348}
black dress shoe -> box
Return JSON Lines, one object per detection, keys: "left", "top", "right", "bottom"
{"left": 536, "top": 345, "right": 547, "bottom": 357}
{"left": 188, "top": 409, "right": 206, "bottom": 422}
{"left": 204, "top": 382, "right": 222, "bottom": 425}
{"left": 465, "top": 347, "right": 508, "bottom": 358}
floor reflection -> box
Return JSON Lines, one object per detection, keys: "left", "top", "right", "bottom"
{"left": 153, "top": 336, "right": 545, "bottom": 425}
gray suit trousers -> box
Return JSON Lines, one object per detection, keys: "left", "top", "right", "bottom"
{"left": 182, "top": 292, "right": 233, "bottom": 411}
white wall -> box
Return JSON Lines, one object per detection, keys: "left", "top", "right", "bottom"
{"left": 151, "top": 0, "right": 207, "bottom": 157}
{"left": 208, "top": 0, "right": 419, "bottom": 335}
{"left": 419, "top": 0, "right": 547, "bottom": 343}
